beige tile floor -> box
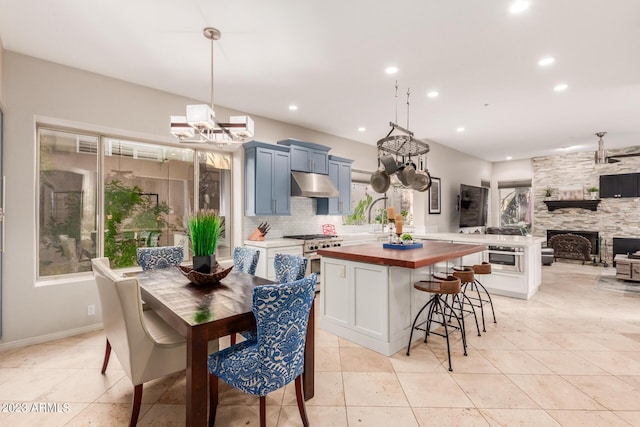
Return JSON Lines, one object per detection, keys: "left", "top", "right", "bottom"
{"left": 2, "top": 262, "right": 640, "bottom": 426}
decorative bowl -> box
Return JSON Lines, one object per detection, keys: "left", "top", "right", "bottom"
{"left": 178, "top": 264, "right": 233, "bottom": 286}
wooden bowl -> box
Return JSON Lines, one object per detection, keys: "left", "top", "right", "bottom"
{"left": 178, "top": 264, "right": 233, "bottom": 286}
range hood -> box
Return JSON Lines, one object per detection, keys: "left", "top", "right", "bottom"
{"left": 290, "top": 171, "right": 339, "bottom": 198}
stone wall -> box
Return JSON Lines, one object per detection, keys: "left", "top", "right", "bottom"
{"left": 532, "top": 145, "right": 640, "bottom": 263}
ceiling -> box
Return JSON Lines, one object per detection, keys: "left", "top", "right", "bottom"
{"left": 1, "top": 0, "right": 639, "bottom": 162}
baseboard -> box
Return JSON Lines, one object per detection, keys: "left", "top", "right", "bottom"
{"left": 0, "top": 323, "right": 104, "bottom": 351}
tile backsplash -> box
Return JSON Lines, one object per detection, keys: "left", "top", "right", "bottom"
{"left": 243, "top": 197, "right": 343, "bottom": 238}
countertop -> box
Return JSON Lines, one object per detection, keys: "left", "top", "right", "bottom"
{"left": 243, "top": 239, "right": 304, "bottom": 248}
{"left": 415, "top": 233, "right": 545, "bottom": 247}
{"left": 317, "top": 241, "right": 487, "bottom": 269}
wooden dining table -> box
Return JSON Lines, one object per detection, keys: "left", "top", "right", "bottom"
{"left": 132, "top": 267, "right": 316, "bottom": 426}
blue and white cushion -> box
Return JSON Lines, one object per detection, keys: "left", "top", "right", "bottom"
{"left": 233, "top": 247, "right": 260, "bottom": 275}
{"left": 208, "top": 273, "right": 317, "bottom": 396}
{"left": 137, "top": 246, "right": 184, "bottom": 270}
{"left": 274, "top": 253, "right": 308, "bottom": 283}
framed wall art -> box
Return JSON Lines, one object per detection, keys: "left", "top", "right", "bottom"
{"left": 429, "top": 177, "right": 441, "bottom": 214}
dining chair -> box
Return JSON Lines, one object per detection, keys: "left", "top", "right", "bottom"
{"left": 232, "top": 246, "right": 260, "bottom": 275}
{"left": 230, "top": 251, "right": 305, "bottom": 345}
{"left": 92, "top": 257, "right": 190, "bottom": 426}
{"left": 136, "top": 245, "right": 184, "bottom": 270}
{"left": 274, "top": 253, "right": 308, "bottom": 283}
{"left": 208, "top": 273, "right": 317, "bottom": 427}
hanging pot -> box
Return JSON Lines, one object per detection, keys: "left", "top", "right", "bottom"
{"left": 380, "top": 154, "right": 399, "bottom": 175}
{"left": 397, "top": 162, "right": 416, "bottom": 187}
{"left": 411, "top": 157, "right": 432, "bottom": 192}
{"left": 370, "top": 169, "right": 391, "bottom": 193}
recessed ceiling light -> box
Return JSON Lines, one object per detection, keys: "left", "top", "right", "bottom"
{"left": 426, "top": 91, "right": 439, "bottom": 98}
{"left": 456, "top": 127, "right": 465, "bottom": 133}
{"left": 385, "top": 66, "right": 399, "bottom": 75}
{"left": 288, "top": 105, "right": 298, "bottom": 111}
{"left": 553, "top": 83, "right": 568, "bottom": 92}
{"left": 509, "top": 0, "right": 530, "bottom": 14}
{"left": 358, "top": 127, "right": 366, "bottom": 132}
{"left": 506, "top": 156, "right": 513, "bottom": 160}
{"left": 538, "top": 56, "right": 555, "bottom": 67}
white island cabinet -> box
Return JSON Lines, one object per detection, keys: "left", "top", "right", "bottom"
{"left": 416, "top": 233, "right": 546, "bottom": 300}
{"left": 318, "top": 241, "right": 486, "bottom": 356}
{"left": 243, "top": 239, "right": 303, "bottom": 280}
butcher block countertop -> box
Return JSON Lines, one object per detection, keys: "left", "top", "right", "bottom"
{"left": 317, "top": 241, "right": 487, "bottom": 269}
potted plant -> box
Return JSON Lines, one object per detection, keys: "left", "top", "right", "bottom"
{"left": 587, "top": 186, "right": 599, "bottom": 200}
{"left": 188, "top": 209, "right": 224, "bottom": 273}
{"left": 401, "top": 233, "right": 414, "bottom": 245}
{"left": 543, "top": 186, "right": 554, "bottom": 200}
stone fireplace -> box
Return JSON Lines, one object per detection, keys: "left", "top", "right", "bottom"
{"left": 547, "top": 229, "right": 599, "bottom": 256}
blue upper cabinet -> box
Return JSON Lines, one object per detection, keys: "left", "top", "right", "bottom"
{"left": 244, "top": 141, "right": 291, "bottom": 216}
{"left": 317, "top": 155, "right": 353, "bottom": 215}
{"left": 277, "top": 139, "right": 330, "bottom": 174}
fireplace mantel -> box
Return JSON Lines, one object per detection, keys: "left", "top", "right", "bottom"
{"left": 544, "top": 200, "right": 601, "bottom": 211}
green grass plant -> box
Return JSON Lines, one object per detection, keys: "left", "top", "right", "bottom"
{"left": 188, "top": 210, "right": 224, "bottom": 256}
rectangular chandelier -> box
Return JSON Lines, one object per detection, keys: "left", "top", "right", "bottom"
{"left": 171, "top": 104, "right": 254, "bottom": 144}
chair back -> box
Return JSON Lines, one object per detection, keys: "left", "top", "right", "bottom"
{"left": 137, "top": 246, "right": 184, "bottom": 270}
{"left": 233, "top": 247, "right": 260, "bottom": 275}
{"left": 274, "top": 253, "right": 308, "bottom": 283}
{"left": 91, "top": 257, "right": 161, "bottom": 384}
{"left": 253, "top": 273, "right": 316, "bottom": 386}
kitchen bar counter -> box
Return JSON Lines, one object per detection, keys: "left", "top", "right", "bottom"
{"left": 318, "top": 241, "right": 486, "bottom": 356}
{"left": 317, "top": 241, "right": 487, "bottom": 268}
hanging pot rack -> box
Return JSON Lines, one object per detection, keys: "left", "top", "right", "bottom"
{"left": 377, "top": 122, "right": 430, "bottom": 157}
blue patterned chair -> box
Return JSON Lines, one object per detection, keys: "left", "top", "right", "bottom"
{"left": 274, "top": 253, "right": 308, "bottom": 283}
{"left": 208, "top": 274, "right": 317, "bottom": 427}
{"left": 233, "top": 246, "right": 260, "bottom": 275}
{"left": 136, "top": 246, "right": 184, "bottom": 271}
{"left": 231, "top": 251, "right": 306, "bottom": 345}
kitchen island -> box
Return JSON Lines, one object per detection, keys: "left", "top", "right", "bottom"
{"left": 317, "top": 241, "right": 486, "bottom": 356}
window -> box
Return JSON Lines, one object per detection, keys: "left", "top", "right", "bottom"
{"left": 498, "top": 180, "right": 532, "bottom": 234}
{"left": 38, "top": 126, "right": 231, "bottom": 278}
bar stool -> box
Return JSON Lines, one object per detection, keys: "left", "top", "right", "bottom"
{"left": 448, "top": 267, "right": 482, "bottom": 337}
{"left": 463, "top": 262, "right": 497, "bottom": 332}
{"left": 406, "top": 275, "right": 466, "bottom": 371}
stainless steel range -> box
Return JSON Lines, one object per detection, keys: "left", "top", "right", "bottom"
{"left": 283, "top": 234, "right": 343, "bottom": 291}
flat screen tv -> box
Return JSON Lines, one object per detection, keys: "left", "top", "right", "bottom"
{"left": 459, "top": 184, "right": 489, "bottom": 227}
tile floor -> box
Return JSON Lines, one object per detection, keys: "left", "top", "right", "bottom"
{"left": 2, "top": 262, "right": 640, "bottom": 426}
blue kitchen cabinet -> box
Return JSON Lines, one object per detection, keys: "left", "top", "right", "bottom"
{"left": 244, "top": 141, "right": 291, "bottom": 216}
{"left": 317, "top": 155, "right": 353, "bottom": 215}
{"left": 277, "top": 138, "right": 330, "bottom": 174}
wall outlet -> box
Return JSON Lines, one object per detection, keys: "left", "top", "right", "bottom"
{"left": 87, "top": 304, "right": 96, "bottom": 316}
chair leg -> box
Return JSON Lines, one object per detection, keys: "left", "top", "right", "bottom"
{"left": 209, "top": 374, "right": 218, "bottom": 427}
{"left": 295, "top": 375, "right": 310, "bottom": 427}
{"left": 260, "top": 396, "right": 266, "bottom": 427}
{"left": 475, "top": 279, "right": 497, "bottom": 324}
{"left": 101, "top": 338, "right": 111, "bottom": 374}
{"left": 406, "top": 296, "right": 434, "bottom": 356}
{"left": 461, "top": 293, "right": 482, "bottom": 337}
{"left": 130, "top": 384, "right": 143, "bottom": 427}
{"left": 230, "top": 334, "right": 237, "bottom": 346}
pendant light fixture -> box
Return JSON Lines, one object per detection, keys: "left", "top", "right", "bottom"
{"left": 170, "top": 27, "right": 254, "bottom": 145}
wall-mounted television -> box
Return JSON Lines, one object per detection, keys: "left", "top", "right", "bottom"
{"left": 459, "top": 184, "right": 489, "bottom": 227}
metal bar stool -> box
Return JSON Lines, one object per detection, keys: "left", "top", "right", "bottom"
{"left": 462, "top": 262, "right": 497, "bottom": 332}
{"left": 446, "top": 267, "right": 482, "bottom": 337}
{"left": 406, "top": 275, "right": 466, "bottom": 371}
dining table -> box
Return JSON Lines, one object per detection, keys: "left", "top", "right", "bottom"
{"left": 131, "top": 267, "right": 316, "bottom": 426}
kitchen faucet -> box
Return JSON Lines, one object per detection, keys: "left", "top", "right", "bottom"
{"left": 367, "top": 196, "right": 388, "bottom": 224}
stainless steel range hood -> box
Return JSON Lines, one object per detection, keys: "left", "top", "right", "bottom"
{"left": 291, "top": 171, "right": 339, "bottom": 198}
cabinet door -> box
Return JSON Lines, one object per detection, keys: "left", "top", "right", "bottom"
{"left": 255, "top": 148, "right": 276, "bottom": 214}
{"left": 273, "top": 150, "right": 291, "bottom": 214}
{"left": 309, "top": 149, "right": 329, "bottom": 174}
{"left": 620, "top": 173, "right": 638, "bottom": 197}
{"left": 289, "top": 145, "right": 311, "bottom": 172}
{"left": 337, "top": 161, "right": 352, "bottom": 214}
{"left": 599, "top": 175, "right": 617, "bottom": 198}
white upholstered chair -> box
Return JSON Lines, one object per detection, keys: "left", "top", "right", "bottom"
{"left": 92, "top": 257, "right": 214, "bottom": 426}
